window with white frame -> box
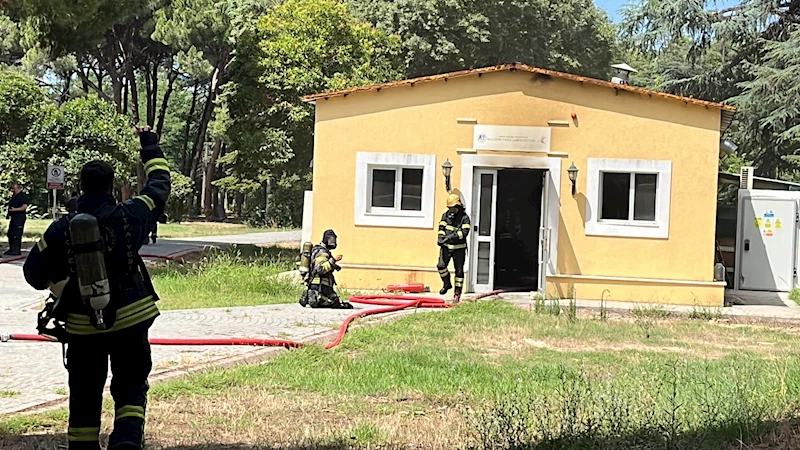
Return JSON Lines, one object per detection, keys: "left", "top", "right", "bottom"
{"left": 586, "top": 159, "right": 671, "bottom": 239}
{"left": 355, "top": 152, "right": 436, "bottom": 228}
{"left": 369, "top": 167, "right": 424, "bottom": 213}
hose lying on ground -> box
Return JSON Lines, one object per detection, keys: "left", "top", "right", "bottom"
{"left": 3, "top": 295, "right": 455, "bottom": 350}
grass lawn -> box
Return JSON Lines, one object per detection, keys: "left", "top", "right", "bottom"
{"left": 790, "top": 289, "right": 800, "bottom": 306}
{"left": 5, "top": 302, "right": 800, "bottom": 449}
{"left": 4, "top": 218, "right": 284, "bottom": 246}
{"left": 151, "top": 245, "right": 304, "bottom": 310}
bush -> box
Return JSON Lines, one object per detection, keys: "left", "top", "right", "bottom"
{"left": 165, "top": 171, "right": 193, "bottom": 222}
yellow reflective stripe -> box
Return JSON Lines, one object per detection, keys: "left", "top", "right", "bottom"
{"left": 36, "top": 238, "right": 47, "bottom": 251}
{"left": 144, "top": 158, "right": 169, "bottom": 175}
{"left": 68, "top": 297, "right": 155, "bottom": 325}
{"left": 133, "top": 195, "right": 155, "bottom": 210}
{"left": 445, "top": 244, "right": 467, "bottom": 250}
{"left": 439, "top": 221, "right": 448, "bottom": 227}
{"left": 310, "top": 278, "right": 332, "bottom": 286}
{"left": 437, "top": 231, "right": 446, "bottom": 235}
{"left": 68, "top": 427, "right": 100, "bottom": 441}
{"left": 66, "top": 297, "right": 159, "bottom": 335}
{"left": 457, "top": 230, "right": 463, "bottom": 239}
{"left": 116, "top": 405, "right": 145, "bottom": 421}
{"left": 462, "top": 223, "right": 471, "bottom": 229}
{"left": 445, "top": 225, "right": 457, "bottom": 230}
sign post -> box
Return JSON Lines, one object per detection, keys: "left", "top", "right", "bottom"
{"left": 46, "top": 165, "right": 65, "bottom": 220}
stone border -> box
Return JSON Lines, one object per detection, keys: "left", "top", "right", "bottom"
{"left": 10, "top": 308, "right": 421, "bottom": 416}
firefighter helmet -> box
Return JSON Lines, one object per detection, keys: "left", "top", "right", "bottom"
{"left": 446, "top": 194, "right": 462, "bottom": 208}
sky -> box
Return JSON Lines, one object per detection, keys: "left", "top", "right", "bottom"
{"left": 595, "top": 0, "right": 738, "bottom": 23}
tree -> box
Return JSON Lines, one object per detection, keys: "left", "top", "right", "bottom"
{"left": 621, "top": 0, "right": 800, "bottom": 179}
{"left": 223, "top": 0, "right": 404, "bottom": 226}
{"left": 0, "top": 68, "right": 46, "bottom": 145}
{"left": 351, "top": 0, "right": 618, "bottom": 79}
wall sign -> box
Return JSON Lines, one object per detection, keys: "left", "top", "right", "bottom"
{"left": 473, "top": 125, "right": 551, "bottom": 152}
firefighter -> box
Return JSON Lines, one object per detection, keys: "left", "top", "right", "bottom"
{"left": 437, "top": 193, "right": 471, "bottom": 302}
{"left": 23, "top": 126, "right": 171, "bottom": 450}
{"left": 5, "top": 182, "right": 29, "bottom": 256}
{"left": 300, "top": 229, "right": 353, "bottom": 309}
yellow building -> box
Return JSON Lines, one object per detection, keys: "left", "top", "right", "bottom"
{"left": 301, "top": 63, "right": 735, "bottom": 306}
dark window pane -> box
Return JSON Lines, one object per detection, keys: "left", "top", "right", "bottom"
{"left": 477, "top": 242, "right": 491, "bottom": 285}
{"left": 633, "top": 174, "right": 657, "bottom": 221}
{"left": 401, "top": 168, "right": 423, "bottom": 211}
{"left": 601, "top": 172, "right": 630, "bottom": 220}
{"left": 479, "top": 173, "right": 494, "bottom": 236}
{"left": 371, "top": 169, "right": 395, "bottom": 208}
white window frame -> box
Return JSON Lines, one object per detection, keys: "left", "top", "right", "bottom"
{"left": 585, "top": 158, "right": 672, "bottom": 239}
{"left": 355, "top": 152, "right": 436, "bottom": 228}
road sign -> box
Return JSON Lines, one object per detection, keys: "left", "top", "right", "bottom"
{"left": 47, "top": 165, "right": 65, "bottom": 189}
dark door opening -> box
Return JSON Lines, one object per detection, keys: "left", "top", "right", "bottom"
{"left": 493, "top": 169, "right": 544, "bottom": 290}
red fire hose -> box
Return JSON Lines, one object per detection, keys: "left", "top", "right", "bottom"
{"left": 3, "top": 294, "right": 453, "bottom": 350}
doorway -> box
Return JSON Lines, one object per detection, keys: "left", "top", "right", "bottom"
{"left": 494, "top": 169, "right": 544, "bottom": 289}
{"left": 470, "top": 167, "right": 548, "bottom": 293}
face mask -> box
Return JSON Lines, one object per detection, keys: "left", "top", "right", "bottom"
{"left": 325, "top": 238, "right": 337, "bottom": 249}
{"left": 448, "top": 207, "right": 458, "bottom": 214}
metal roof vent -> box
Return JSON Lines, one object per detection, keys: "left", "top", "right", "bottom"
{"left": 611, "top": 63, "right": 637, "bottom": 85}
{"left": 740, "top": 166, "right": 754, "bottom": 190}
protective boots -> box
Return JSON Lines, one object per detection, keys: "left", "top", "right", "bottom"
{"left": 439, "top": 280, "right": 452, "bottom": 296}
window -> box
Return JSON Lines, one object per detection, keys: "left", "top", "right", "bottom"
{"left": 585, "top": 159, "right": 672, "bottom": 239}
{"left": 369, "top": 168, "right": 424, "bottom": 212}
{"left": 600, "top": 172, "right": 657, "bottom": 222}
{"left": 355, "top": 152, "right": 437, "bottom": 228}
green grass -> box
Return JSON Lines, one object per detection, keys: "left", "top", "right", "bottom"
{"left": 152, "top": 245, "right": 303, "bottom": 310}
{"left": 790, "top": 289, "right": 800, "bottom": 306}
{"left": 3, "top": 219, "right": 288, "bottom": 245}
{"left": 7, "top": 302, "right": 800, "bottom": 449}
{"left": 0, "top": 390, "right": 20, "bottom": 398}
{"left": 0, "top": 409, "right": 68, "bottom": 434}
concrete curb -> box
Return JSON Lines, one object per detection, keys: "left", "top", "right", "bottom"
{"left": 9, "top": 307, "right": 420, "bottom": 416}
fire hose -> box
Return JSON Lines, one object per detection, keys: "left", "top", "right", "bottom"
{"left": 2, "top": 257, "right": 533, "bottom": 350}
{"left": 2, "top": 295, "right": 457, "bottom": 350}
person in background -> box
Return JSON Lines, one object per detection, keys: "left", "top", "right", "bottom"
{"left": 6, "top": 182, "right": 29, "bottom": 256}
{"left": 66, "top": 191, "right": 79, "bottom": 215}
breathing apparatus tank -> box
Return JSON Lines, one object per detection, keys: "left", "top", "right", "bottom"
{"left": 299, "top": 242, "right": 313, "bottom": 277}
{"left": 69, "top": 213, "right": 112, "bottom": 330}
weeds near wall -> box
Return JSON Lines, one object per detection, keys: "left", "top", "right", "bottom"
{"left": 567, "top": 285, "right": 577, "bottom": 323}
{"left": 600, "top": 290, "right": 610, "bottom": 321}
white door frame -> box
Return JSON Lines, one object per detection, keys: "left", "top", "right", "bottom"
{"left": 471, "top": 169, "right": 499, "bottom": 293}
{"left": 460, "top": 155, "right": 562, "bottom": 292}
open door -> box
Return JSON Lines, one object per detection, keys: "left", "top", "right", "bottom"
{"left": 471, "top": 169, "right": 498, "bottom": 293}
{"left": 538, "top": 170, "right": 551, "bottom": 296}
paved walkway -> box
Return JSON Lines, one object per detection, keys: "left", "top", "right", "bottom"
{"left": 0, "top": 230, "right": 318, "bottom": 415}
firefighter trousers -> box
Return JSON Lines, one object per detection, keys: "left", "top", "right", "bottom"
{"left": 437, "top": 247, "right": 466, "bottom": 295}
{"left": 66, "top": 319, "right": 154, "bottom": 450}
{"left": 7, "top": 214, "right": 25, "bottom": 253}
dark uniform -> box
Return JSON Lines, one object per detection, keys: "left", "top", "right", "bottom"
{"left": 300, "top": 230, "right": 352, "bottom": 309}
{"left": 437, "top": 195, "right": 471, "bottom": 301}
{"left": 23, "top": 130, "right": 171, "bottom": 450}
{"left": 6, "top": 189, "right": 28, "bottom": 256}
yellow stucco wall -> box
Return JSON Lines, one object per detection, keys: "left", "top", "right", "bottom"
{"left": 309, "top": 70, "right": 725, "bottom": 306}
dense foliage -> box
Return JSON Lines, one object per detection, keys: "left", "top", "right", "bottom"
{"left": 1, "top": 0, "right": 620, "bottom": 226}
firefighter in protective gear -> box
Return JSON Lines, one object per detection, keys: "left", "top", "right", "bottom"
{"left": 300, "top": 229, "right": 353, "bottom": 309}
{"left": 23, "top": 126, "right": 171, "bottom": 450}
{"left": 437, "top": 194, "right": 471, "bottom": 303}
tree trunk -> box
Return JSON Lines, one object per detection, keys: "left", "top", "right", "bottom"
{"left": 144, "top": 66, "right": 153, "bottom": 125}
{"left": 60, "top": 75, "right": 72, "bottom": 104}
{"left": 264, "top": 178, "right": 272, "bottom": 223}
{"left": 181, "top": 81, "right": 200, "bottom": 175}
{"left": 156, "top": 68, "right": 178, "bottom": 137}
{"left": 189, "top": 65, "right": 220, "bottom": 182}
{"left": 125, "top": 58, "right": 144, "bottom": 192}
{"left": 149, "top": 62, "right": 159, "bottom": 127}
{"left": 203, "top": 138, "right": 223, "bottom": 218}
{"left": 122, "top": 80, "right": 128, "bottom": 115}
